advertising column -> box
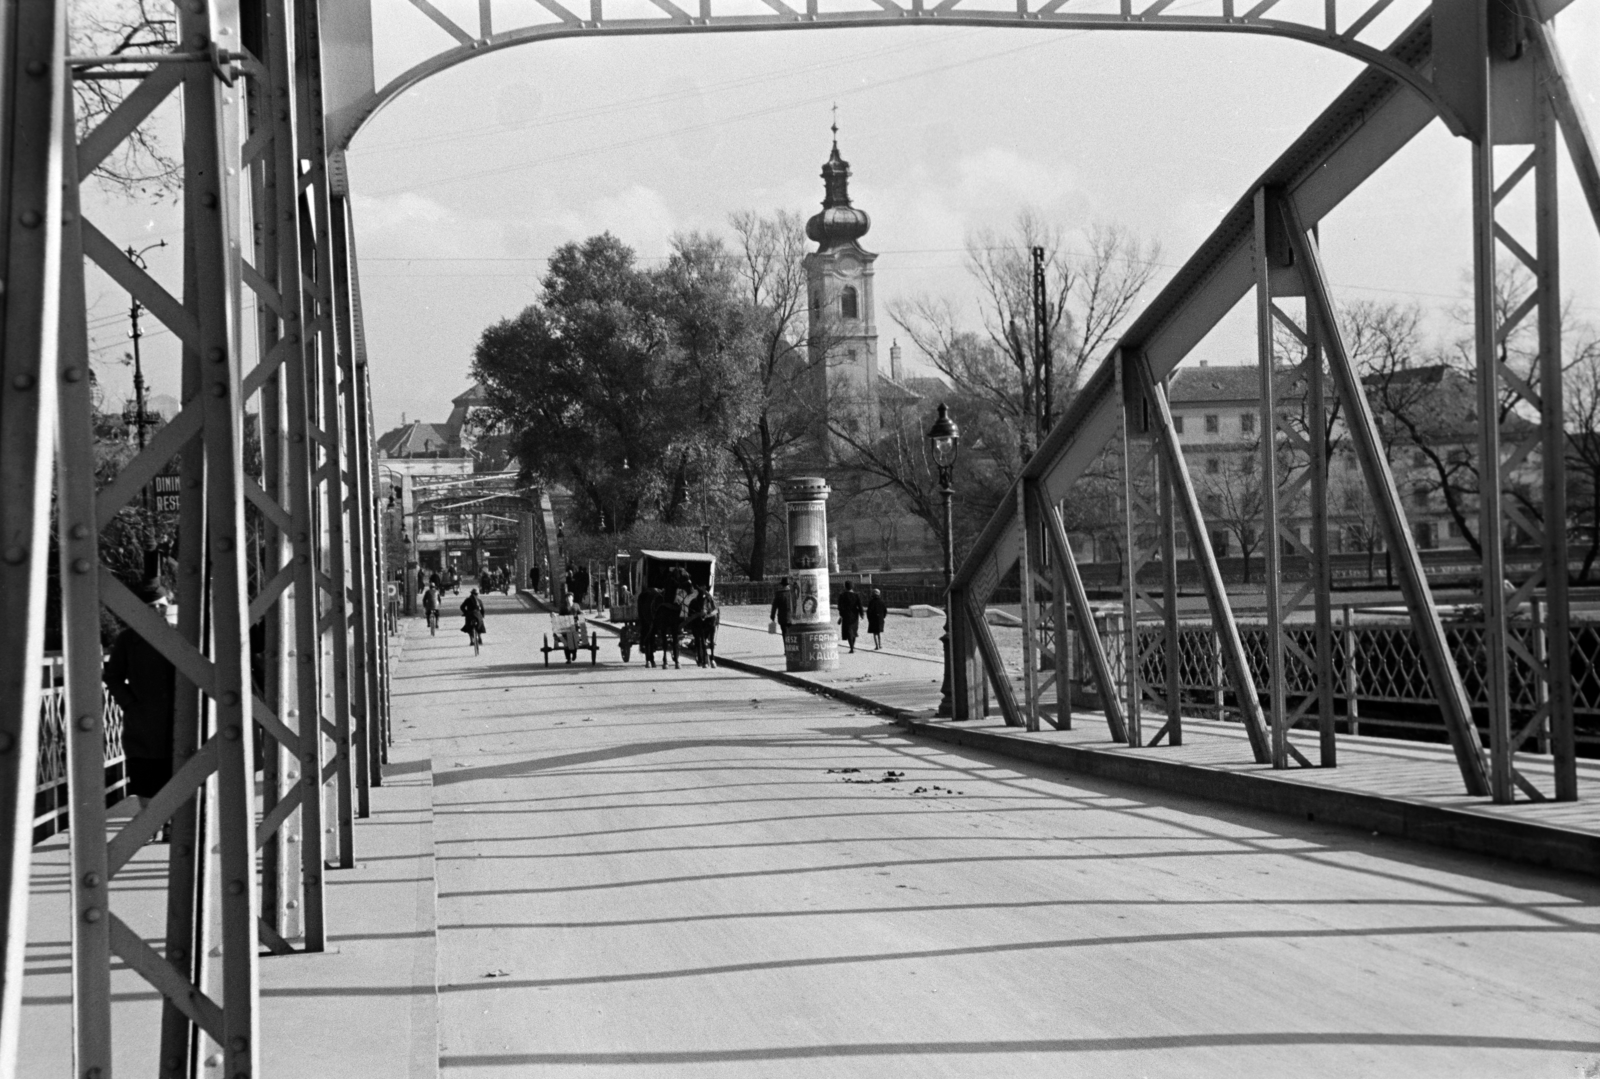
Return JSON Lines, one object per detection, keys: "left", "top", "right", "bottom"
{"left": 783, "top": 477, "right": 839, "bottom": 671}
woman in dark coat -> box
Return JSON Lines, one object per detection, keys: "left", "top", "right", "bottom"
{"left": 103, "top": 580, "right": 176, "bottom": 804}
{"left": 866, "top": 588, "right": 888, "bottom": 651}
{"left": 460, "top": 589, "right": 487, "bottom": 656}
{"left": 637, "top": 586, "right": 661, "bottom": 668}
{"left": 836, "top": 581, "right": 863, "bottom": 654}
{"left": 769, "top": 577, "right": 792, "bottom": 633}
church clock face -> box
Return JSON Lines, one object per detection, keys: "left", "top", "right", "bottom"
{"left": 835, "top": 255, "right": 860, "bottom": 276}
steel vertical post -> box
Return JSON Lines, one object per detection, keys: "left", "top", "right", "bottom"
{"left": 330, "top": 198, "right": 372, "bottom": 811}
{"left": 1254, "top": 187, "right": 1289, "bottom": 769}
{"left": 259, "top": 0, "right": 328, "bottom": 946}
{"left": 1307, "top": 314, "right": 1336, "bottom": 765}
{"left": 178, "top": 0, "right": 261, "bottom": 1062}
{"left": 54, "top": 100, "right": 112, "bottom": 1078}
{"left": 295, "top": 0, "right": 359, "bottom": 857}
{"left": 1159, "top": 449, "right": 1181, "bottom": 745}
{"left": 0, "top": 0, "right": 63, "bottom": 1062}
{"left": 1535, "top": 97, "right": 1576, "bottom": 800}
{"left": 1016, "top": 482, "right": 1040, "bottom": 731}
{"left": 1471, "top": 138, "right": 1514, "bottom": 804}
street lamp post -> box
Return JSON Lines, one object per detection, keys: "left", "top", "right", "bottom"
{"left": 124, "top": 239, "right": 166, "bottom": 576}
{"left": 927, "top": 403, "right": 960, "bottom": 717}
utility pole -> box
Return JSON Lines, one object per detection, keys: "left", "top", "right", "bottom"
{"left": 126, "top": 240, "right": 166, "bottom": 578}
{"left": 1032, "top": 245, "right": 1050, "bottom": 449}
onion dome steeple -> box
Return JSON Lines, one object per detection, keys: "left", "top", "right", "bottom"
{"left": 806, "top": 114, "right": 871, "bottom": 251}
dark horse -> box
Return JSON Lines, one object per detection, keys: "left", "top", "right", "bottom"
{"left": 647, "top": 595, "right": 685, "bottom": 670}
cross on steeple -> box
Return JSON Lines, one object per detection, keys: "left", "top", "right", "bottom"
{"left": 831, "top": 102, "right": 838, "bottom": 147}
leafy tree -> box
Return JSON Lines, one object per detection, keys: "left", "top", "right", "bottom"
{"left": 470, "top": 233, "right": 751, "bottom": 535}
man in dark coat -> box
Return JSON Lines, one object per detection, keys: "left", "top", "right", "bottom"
{"left": 638, "top": 586, "right": 661, "bottom": 668}
{"left": 867, "top": 587, "right": 889, "bottom": 651}
{"left": 103, "top": 580, "right": 176, "bottom": 805}
{"left": 837, "top": 581, "right": 863, "bottom": 654}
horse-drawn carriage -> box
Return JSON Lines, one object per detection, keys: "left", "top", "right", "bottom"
{"left": 609, "top": 549, "right": 717, "bottom": 665}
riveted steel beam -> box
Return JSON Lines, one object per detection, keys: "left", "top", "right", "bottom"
{"left": 0, "top": 0, "right": 64, "bottom": 1062}
{"left": 324, "top": 0, "right": 1467, "bottom": 151}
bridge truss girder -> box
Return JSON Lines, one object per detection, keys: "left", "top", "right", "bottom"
{"left": 951, "top": 0, "right": 1598, "bottom": 808}
{"left": 0, "top": 0, "right": 1592, "bottom": 1074}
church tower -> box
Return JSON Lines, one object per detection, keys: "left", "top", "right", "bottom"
{"left": 803, "top": 126, "right": 879, "bottom": 444}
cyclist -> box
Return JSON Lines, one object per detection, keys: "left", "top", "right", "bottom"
{"left": 422, "top": 582, "right": 440, "bottom": 635}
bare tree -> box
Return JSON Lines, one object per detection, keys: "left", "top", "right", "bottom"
{"left": 1196, "top": 447, "right": 1270, "bottom": 584}
{"left": 726, "top": 209, "right": 814, "bottom": 579}
{"left": 1563, "top": 328, "right": 1600, "bottom": 580}
{"left": 71, "top": 0, "right": 181, "bottom": 195}
{"left": 890, "top": 214, "right": 1159, "bottom": 467}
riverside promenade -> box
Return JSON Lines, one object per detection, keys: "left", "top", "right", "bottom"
{"left": 20, "top": 593, "right": 1600, "bottom": 1076}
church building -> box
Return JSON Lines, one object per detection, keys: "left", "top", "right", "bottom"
{"left": 800, "top": 129, "right": 948, "bottom": 572}
{"left": 804, "top": 130, "right": 881, "bottom": 440}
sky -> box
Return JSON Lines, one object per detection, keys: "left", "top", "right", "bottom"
{"left": 80, "top": 1, "right": 1600, "bottom": 438}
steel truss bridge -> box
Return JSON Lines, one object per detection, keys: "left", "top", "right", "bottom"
{"left": 0, "top": 0, "right": 1594, "bottom": 1072}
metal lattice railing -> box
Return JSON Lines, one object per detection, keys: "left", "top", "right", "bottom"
{"left": 35, "top": 654, "right": 128, "bottom": 844}
{"left": 1069, "top": 610, "right": 1599, "bottom": 748}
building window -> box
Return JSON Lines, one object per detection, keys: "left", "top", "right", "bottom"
{"left": 1206, "top": 457, "right": 1221, "bottom": 474}
{"left": 446, "top": 513, "right": 462, "bottom": 533}
{"left": 1204, "top": 414, "right": 1219, "bottom": 434}
{"left": 1172, "top": 415, "right": 1184, "bottom": 434}
{"left": 1415, "top": 521, "right": 1436, "bottom": 549}
{"left": 417, "top": 515, "right": 434, "bottom": 534}
{"left": 1211, "top": 530, "right": 1230, "bottom": 557}
{"left": 1412, "top": 486, "right": 1429, "bottom": 507}
{"left": 812, "top": 292, "right": 822, "bottom": 314}
{"left": 841, "top": 286, "right": 859, "bottom": 320}
{"left": 1240, "top": 412, "right": 1256, "bottom": 435}
{"left": 1241, "top": 454, "right": 1255, "bottom": 475}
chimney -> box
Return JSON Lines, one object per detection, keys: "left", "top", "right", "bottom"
{"left": 890, "top": 340, "right": 903, "bottom": 382}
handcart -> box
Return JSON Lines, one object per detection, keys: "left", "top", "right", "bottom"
{"left": 541, "top": 613, "right": 599, "bottom": 665}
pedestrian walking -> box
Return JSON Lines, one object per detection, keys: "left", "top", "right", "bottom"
{"left": 460, "top": 588, "right": 486, "bottom": 656}
{"left": 687, "top": 585, "right": 720, "bottom": 668}
{"left": 638, "top": 585, "right": 661, "bottom": 668}
{"left": 422, "top": 582, "right": 441, "bottom": 635}
{"left": 867, "top": 587, "right": 888, "bottom": 650}
{"left": 573, "top": 565, "right": 591, "bottom": 611}
{"left": 769, "top": 577, "right": 792, "bottom": 635}
{"left": 837, "top": 580, "right": 863, "bottom": 654}
{"left": 103, "top": 580, "right": 176, "bottom": 835}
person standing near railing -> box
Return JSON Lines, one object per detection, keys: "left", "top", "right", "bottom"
{"left": 103, "top": 580, "right": 176, "bottom": 832}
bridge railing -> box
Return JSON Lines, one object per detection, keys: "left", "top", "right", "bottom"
{"left": 1058, "top": 610, "right": 1600, "bottom": 752}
